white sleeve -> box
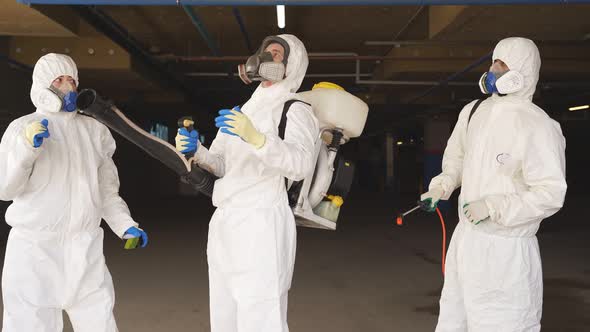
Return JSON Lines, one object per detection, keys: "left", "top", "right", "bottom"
{"left": 193, "top": 130, "right": 226, "bottom": 178}
{"left": 254, "top": 103, "right": 320, "bottom": 181}
{"left": 428, "top": 101, "right": 474, "bottom": 199}
{"left": 485, "top": 120, "right": 567, "bottom": 227}
{"left": 98, "top": 126, "right": 138, "bottom": 238}
{"left": 0, "top": 119, "right": 42, "bottom": 201}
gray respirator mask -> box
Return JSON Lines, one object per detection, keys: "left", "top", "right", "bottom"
{"left": 238, "top": 36, "right": 290, "bottom": 85}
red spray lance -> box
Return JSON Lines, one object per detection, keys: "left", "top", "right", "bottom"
{"left": 396, "top": 201, "right": 447, "bottom": 275}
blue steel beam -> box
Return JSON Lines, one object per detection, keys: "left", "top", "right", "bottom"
{"left": 17, "top": 0, "right": 590, "bottom": 6}
{"left": 182, "top": 5, "right": 221, "bottom": 57}
{"left": 232, "top": 7, "right": 253, "bottom": 54}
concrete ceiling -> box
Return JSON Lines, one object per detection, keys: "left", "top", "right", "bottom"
{"left": 1, "top": 1, "right": 589, "bottom": 132}
{"left": 0, "top": 0, "right": 76, "bottom": 37}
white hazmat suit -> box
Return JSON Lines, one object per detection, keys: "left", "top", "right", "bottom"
{"left": 194, "top": 35, "right": 319, "bottom": 332}
{"left": 0, "top": 53, "right": 138, "bottom": 332}
{"left": 432, "top": 38, "right": 567, "bottom": 331}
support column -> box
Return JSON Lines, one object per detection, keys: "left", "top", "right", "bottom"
{"left": 385, "top": 133, "right": 395, "bottom": 191}
{"left": 424, "top": 119, "right": 451, "bottom": 209}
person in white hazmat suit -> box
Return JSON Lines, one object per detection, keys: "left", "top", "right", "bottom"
{"left": 175, "top": 35, "right": 319, "bottom": 331}
{"left": 0, "top": 53, "right": 148, "bottom": 332}
{"left": 420, "top": 37, "right": 567, "bottom": 331}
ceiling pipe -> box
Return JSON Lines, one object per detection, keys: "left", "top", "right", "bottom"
{"left": 392, "top": 6, "right": 425, "bottom": 41}
{"left": 182, "top": 50, "right": 480, "bottom": 86}
{"left": 308, "top": 73, "right": 372, "bottom": 78}
{"left": 171, "top": 49, "right": 585, "bottom": 91}
{"left": 17, "top": 0, "right": 590, "bottom": 5}
{"left": 163, "top": 55, "right": 477, "bottom": 61}
{"left": 377, "top": 6, "right": 426, "bottom": 79}
{"left": 406, "top": 51, "right": 492, "bottom": 103}
{"left": 232, "top": 8, "right": 253, "bottom": 54}
{"left": 186, "top": 72, "right": 234, "bottom": 77}
{"left": 0, "top": 54, "right": 33, "bottom": 74}
{"left": 185, "top": 72, "right": 375, "bottom": 78}
{"left": 182, "top": 5, "right": 221, "bottom": 57}
{"left": 184, "top": 71, "right": 478, "bottom": 85}
{"left": 171, "top": 51, "right": 485, "bottom": 86}
{"left": 366, "top": 40, "right": 493, "bottom": 47}
{"left": 365, "top": 40, "right": 590, "bottom": 46}
{"left": 183, "top": 71, "right": 588, "bottom": 88}
{"left": 308, "top": 52, "right": 359, "bottom": 57}
{"left": 70, "top": 6, "right": 196, "bottom": 102}
{"left": 357, "top": 79, "right": 476, "bottom": 86}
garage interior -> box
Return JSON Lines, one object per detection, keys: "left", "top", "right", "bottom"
{"left": 0, "top": 1, "right": 589, "bottom": 331}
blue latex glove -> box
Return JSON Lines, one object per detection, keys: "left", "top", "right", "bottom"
{"left": 215, "top": 106, "right": 241, "bottom": 137}
{"left": 123, "top": 227, "right": 148, "bottom": 248}
{"left": 175, "top": 127, "right": 199, "bottom": 154}
{"left": 25, "top": 119, "right": 50, "bottom": 148}
{"left": 215, "top": 106, "right": 266, "bottom": 149}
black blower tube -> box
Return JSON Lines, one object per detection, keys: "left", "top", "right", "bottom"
{"left": 76, "top": 89, "right": 217, "bottom": 197}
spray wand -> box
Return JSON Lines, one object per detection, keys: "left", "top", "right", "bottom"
{"left": 396, "top": 201, "right": 447, "bottom": 275}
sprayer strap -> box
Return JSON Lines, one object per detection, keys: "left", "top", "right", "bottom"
{"left": 279, "top": 100, "right": 311, "bottom": 139}
{"left": 279, "top": 99, "right": 311, "bottom": 190}
{"left": 467, "top": 99, "right": 484, "bottom": 129}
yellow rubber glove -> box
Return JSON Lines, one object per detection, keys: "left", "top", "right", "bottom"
{"left": 24, "top": 119, "right": 50, "bottom": 148}
{"left": 215, "top": 106, "right": 266, "bottom": 149}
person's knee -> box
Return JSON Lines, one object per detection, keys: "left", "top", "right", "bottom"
{"left": 2, "top": 307, "right": 63, "bottom": 332}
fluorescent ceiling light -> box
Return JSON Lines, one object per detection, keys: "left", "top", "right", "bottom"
{"left": 569, "top": 105, "right": 589, "bottom": 111}
{"left": 277, "top": 5, "right": 286, "bottom": 29}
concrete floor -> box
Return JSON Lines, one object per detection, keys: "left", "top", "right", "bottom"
{"left": 0, "top": 192, "right": 588, "bottom": 331}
